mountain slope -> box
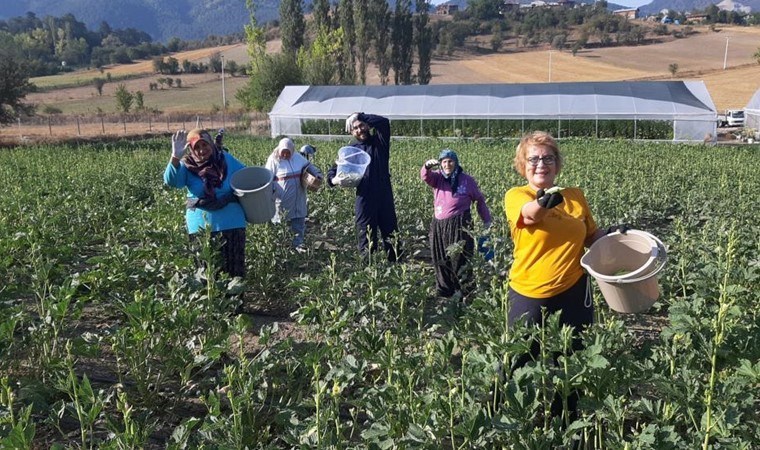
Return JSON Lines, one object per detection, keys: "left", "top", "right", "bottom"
{"left": 0, "top": 0, "right": 279, "bottom": 42}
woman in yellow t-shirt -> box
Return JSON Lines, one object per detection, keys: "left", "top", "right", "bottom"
{"left": 503, "top": 131, "right": 627, "bottom": 419}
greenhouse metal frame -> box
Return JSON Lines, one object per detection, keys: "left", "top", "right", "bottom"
{"left": 269, "top": 81, "right": 718, "bottom": 142}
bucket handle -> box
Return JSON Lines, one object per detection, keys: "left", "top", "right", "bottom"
{"left": 590, "top": 231, "right": 668, "bottom": 284}
{"left": 581, "top": 230, "right": 668, "bottom": 284}
{"left": 614, "top": 237, "right": 668, "bottom": 284}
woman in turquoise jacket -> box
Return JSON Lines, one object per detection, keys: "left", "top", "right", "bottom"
{"left": 164, "top": 128, "right": 247, "bottom": 277}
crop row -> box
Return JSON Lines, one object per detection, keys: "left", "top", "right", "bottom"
{"left": 0, "top": 137, "right": 758, "bottom": 448}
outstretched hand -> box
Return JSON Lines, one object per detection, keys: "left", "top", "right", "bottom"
{"left": 424, "top": 159, "right": 439, "bottom": 169}
{"left": 536, "top": 188, "right": 564, "bottom": 209}
{"left": 171, "top": 130, "right": 187, "bottom": 159}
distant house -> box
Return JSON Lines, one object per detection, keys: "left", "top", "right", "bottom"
{"left": 613, "top": 8, "right": 639, "bottom": 19}
{"left": 686, "top": 13, "right": 708, "bottom": 23}
{"left": 555, "top": 0, "right": 575, "bottom": 8}
{"left": 436, "top": 3, "right": 459, "bottom": 15}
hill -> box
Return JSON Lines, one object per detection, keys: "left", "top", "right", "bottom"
{"left": 4, "top": 0, "right": 760, "bottom": 44}
{"left": 0, "top": 0, "right": 279, "bottom": 42}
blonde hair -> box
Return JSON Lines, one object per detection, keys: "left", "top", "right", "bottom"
{"left": 513, "top": 131, "right": 563, "bottom": 177}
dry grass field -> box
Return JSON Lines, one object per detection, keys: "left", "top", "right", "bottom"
{"left": 21, "top": 24, "right": 760, "bottom": 124}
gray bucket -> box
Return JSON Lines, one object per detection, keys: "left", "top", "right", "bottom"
{"left": 230, "top": 167, "right": 275, "bottom": 224}
{"left": 581, "top": 230, "right": 667, "bottom": 313}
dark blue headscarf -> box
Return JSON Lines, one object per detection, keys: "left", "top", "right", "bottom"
{"left": 438, "top": 149, "right": 463, "bottom": 194}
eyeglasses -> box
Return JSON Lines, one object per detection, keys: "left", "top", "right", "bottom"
{"left": 527, "top": 155, "right": 557, "bottom": 166}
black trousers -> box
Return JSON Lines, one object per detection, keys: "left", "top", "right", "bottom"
{"left": 355, "top": 196, "right": 401, "bottom": 262}
{"left": 429, "top": 211, "right": 474, "bottom": 297}
{"left": 189, "top": 227, "right": 246, "bottom": 278}
{"left": 507, "top": 274, "right": 592, "bottom": 420}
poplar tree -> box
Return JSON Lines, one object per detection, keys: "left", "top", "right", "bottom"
{"left": 415, "top": 0, "right": 432, "bottom": 85}
{"left": 280, "top": 0, "right": 306, "bottom": 57}
{"left": 354, "top": 0, "right": 371, "bottom": 84}
{"left": 369, "top": 0, "right": 391, "bottom": 85}
{"left": 244, "top": 0, "right": 266, "bottom": 60}
{"left": 391, "top": 0, "right": 414, "bottom": 85}
{"left": 312, "top": 0, "right": 331, "bottom": 33}
{"left": 337, "top": 0, "right": 356, "bottom": 84}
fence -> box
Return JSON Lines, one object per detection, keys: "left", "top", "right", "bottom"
{"left": 3, "top": 112, "right": 271, "bottom": 144}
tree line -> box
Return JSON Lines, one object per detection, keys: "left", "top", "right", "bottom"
{"left": 0, "top": 12, "right": 245, "bottom": 78}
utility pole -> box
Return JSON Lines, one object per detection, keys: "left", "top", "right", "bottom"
{"left": 221, "top": 54, "right": 227, "bottom": 109}
{"left": 723, "top": 37, "right": 729, "bottom": 70}
{"left": 548, "top": 51, "right": 553, "bottom": 82}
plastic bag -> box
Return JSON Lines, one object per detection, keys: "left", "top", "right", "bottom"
{"left": 333, "top": 146, "right": 371, "bottom": 187}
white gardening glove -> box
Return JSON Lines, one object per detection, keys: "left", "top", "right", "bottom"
{"left": 345, "top": 113, "right": 360, "bottom": 133}
{"left": 171, "top": 130, "right": 187, "bottom": 159}
{"left": 424, "top": 159, "right": 439, "bottom": 169}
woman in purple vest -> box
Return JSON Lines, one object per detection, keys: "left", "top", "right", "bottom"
{"left": 421, "top": 149, "right": 491, "bottom": 298}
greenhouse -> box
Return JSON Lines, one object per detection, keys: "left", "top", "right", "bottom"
{"left": 744, "top": 87, "right": 760, "bottom": 131}
{"left": 269, "top": 81, "right": 718, "bottom": 142}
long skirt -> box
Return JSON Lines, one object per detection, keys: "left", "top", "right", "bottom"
{"left": 429, "top": 210, "right": 474, "bottom": 297}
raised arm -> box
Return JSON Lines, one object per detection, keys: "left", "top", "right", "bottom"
{"left": 358, "top": 113, "right": 390, "bottom": 142}
{"left": 420, "top": 163, "right": 442, "bottom": 187}
{"left": 163, "top": 160, "right": 187, "bottom": 188}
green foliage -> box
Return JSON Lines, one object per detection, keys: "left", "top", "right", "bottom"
{"left": 468, "top": 0, "right": 504, "bottom": 21}
{"left": 669, "top": 62, "right": 679, "bottom": 77}
{"left": 236, "top": 54, "right": 302, "bottom": 112}
{"left": 391, "top": 0, "right": 414, "bottom": 85}
{"left": 208, "top": 52, "right": 222, "bottom": 73}
{"left": 1, "top": 137, "right": 758, "bottom": 448}
{"left": 114, "top": 83, "right": 134, "bottom": 113}
{"left": 0, "top": 33, "right": 36, "bottom": 124}
{"left": 303, "top": 118, "right": 673, "bottom": 139}
{"left": 92, "top": 77, "right": 106, "bottom": 96}
{"left": 279, "top": 0, "right": 306, "bottom": 56}
{"left": 297, "top": 27, "right": 344, "bottom": 85}
{"left": 134, "top": 91, "right": 145, "bottom": 110}
{"left": 415, "top": 0, "right": 433, "bottom": 85}
{"left": 369, "top": 0, "right": 392, "bottom": 85}
{"left": 41, "top": 105, "right": 63, "bottom": 116}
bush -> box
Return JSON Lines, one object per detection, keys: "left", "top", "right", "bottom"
{"left": 236, "top": 54, "right": 302, "bottom": 113}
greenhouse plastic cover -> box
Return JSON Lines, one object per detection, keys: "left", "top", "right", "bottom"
{"left": 744, "top": 87, "right": 760, "bottom": 130}
{"left": 269, "top": 81, "right": 718, "bottom": 141}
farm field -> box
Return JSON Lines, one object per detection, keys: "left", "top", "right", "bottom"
{"left": 1, "top": 136, "right": 758, "bottom": 448}
{"left": 24, "top": 25, "right": 760, "bottom": 119}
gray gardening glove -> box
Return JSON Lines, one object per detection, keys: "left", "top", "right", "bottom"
{"left": 345, "top": 113, "right": 360, "bottom": 133}
{"left": 171, "top": 130, "right": 187, "bottom": 159}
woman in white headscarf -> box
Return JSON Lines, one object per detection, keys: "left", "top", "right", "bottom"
{"left": 265, "top": 137, "right": 323, "bottom": 251}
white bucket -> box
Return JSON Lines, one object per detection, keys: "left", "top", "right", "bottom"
{"left": 230, "top": 167, "right": 275, "bottom": 224}
{"left": 334, "top": 146, "right": 371, "bottom": 187}
{"left": 580, "top": 230, "right": 667, "bottom": 313}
